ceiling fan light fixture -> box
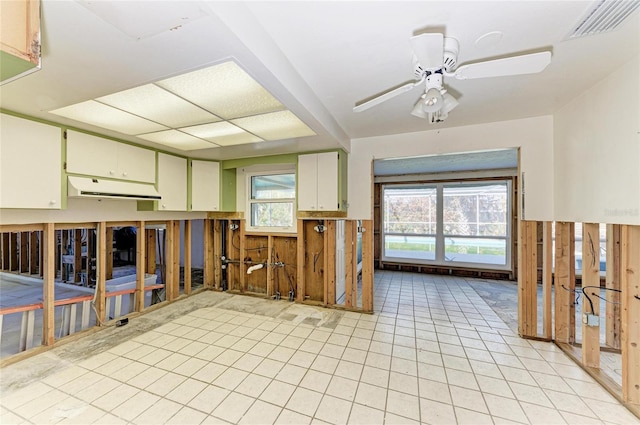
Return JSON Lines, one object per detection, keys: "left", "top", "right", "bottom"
{"left": 442, "top": 92, "right": 459, "bottom": 114}
{"left": 411, "top": 98, "right": 429, "bottom": 118}
{"left": 422, "top": 87, "right": 443, "bottom": 113}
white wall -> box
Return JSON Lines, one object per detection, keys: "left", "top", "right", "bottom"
{"left": 554, "top": 55, "right": 640, "bottom": 225}
{"left": 348, "top": 116, "right": 554, "bottom": 221}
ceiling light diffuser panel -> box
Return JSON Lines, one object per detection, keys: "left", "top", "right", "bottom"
{"left": 137, "top": 130, "right": 218, "bottom": 151}
{"left": 48, "top": 60, "right": 316, "bottom": 151}
{"left": 231, "top": 110, "right": 316, "bottom": 141}
{"left": 181, "top": 122, "right": 263, "bottom": 146}
{"left": 157, "top": 62, "right": 284, "bottom": 119}
{"left": 50, "top": 100, "right": 168, "bottom": 135}
{"left": 96, "top": 84, "right": 221, "bottom": 128}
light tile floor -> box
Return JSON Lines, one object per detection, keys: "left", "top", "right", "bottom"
{"left": 1, "top": 271, "right": 639, "bottom": 424}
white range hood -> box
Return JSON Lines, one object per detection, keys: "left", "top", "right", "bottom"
{"left": 68, "top": 176, "right": 161, "bottom": 201}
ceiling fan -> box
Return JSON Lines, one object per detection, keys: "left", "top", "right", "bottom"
{"left": 353, "top": 33, "right": 551, "bottom": 123}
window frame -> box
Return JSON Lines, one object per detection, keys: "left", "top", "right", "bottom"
{"left": 245, "top": 169, "right": 297, "bottom": 233}
{"left": 381, "top": 179, "right": 512, "bottom": 270}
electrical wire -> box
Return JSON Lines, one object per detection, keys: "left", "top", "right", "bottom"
{"left": 313, "top": 246, "right": 324, "bottom": 272}
{"left": 561, "top": 284, "right": 581, "bottom": 305}
{"left": 581, "top": 286, "right": 623, "bottom": 313}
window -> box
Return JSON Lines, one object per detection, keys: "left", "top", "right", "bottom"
{"left": 382, "top": 180, "right": 511, "bottom": 269}
{"left": 247, "top": 172, "right": 296, "bottom": 232}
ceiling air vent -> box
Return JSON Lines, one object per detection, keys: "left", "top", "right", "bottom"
{"left": 569, "top": 0, "right": 640, "bottom": 38}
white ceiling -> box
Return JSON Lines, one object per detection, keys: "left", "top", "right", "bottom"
{"left": 1, "top": 1, "right": 638, "bottom": 160}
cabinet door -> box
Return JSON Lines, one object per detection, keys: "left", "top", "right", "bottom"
{"left": 316, "top": 152, "right": 338, "bottom": 210}
{"left": 0, "top": 114, "right": 61, "bottom": 209}
{"left": 191, "top": 160, "right": 220, "bottom": 211}
{"left": 297, "top": 153, "right": 318, "bottom": 210}
{"left": 158, "top": 153, "right": 187, "bottom": 211}
{"left": 116, "top": 143, "right": 156, "bottom": 183}
{"left": 66, "top": 131, "right": 117, "bottom": 178}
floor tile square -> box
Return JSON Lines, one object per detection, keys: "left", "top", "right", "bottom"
{"left": 110, "top": 391, "right": 160, "bottom": 422}
{"left": 449, "top": 386, "right": 489, "bottom": 414}
{"left": 259, "top": 380, "right": 296, "bottom": 407}
{"left": 213, "top": 367, "right": 249, "bottom": 391}
{"left": 253, "top": 358, "right": 285, "bottom": 379}
{"left": 235, "top": 373, "right": 272, "bottom": 398}
{"left": 165, "top": 406, "right": 208, "bottom": 425}
{"left": 165, "top": 378, "right": 208, "bottom": 405}
{"left": 348, "top": 403, "right": 385, "bottom": 425}
{"left": 314, "top": 395, "right": 352, "bottom": 425}
{"left": 326, "top": 375, "right": 358, "bottom": 401}
{"left": 299, "top": 370, "right": 332, "bottom": 393}
{"left": 418, "top": 378, "right": 452, "bottom": 404}
{"left": 275, "top": 409, "right": 312, "bottom": 425}
{"left": 285, "top": 387, "right": 323, "bottom": 417}
{"left": 386, "top": 389, "right": 420, "bottom": 421}
{"left": 188, "top": 384, "right": 230, "bottom": 414}
{"left": 238, "top": 399, "right": 281, "bottom": 425}
{"left": 355, "top": 382, "right": 387, "bottom": 408}
{"left": 420, "top": 398, "right": 457, "bottom": 425}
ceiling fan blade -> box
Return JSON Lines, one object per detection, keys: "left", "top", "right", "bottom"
{"left": 410, "top": 33, "right": 444, "bottom": 70}
{"left": 452, "top": 51, "right": 551, "bottom": 80}
{"left": 353, "top": 81, "right": 421, "bottom": 112}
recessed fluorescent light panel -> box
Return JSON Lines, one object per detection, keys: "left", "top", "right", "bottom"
{"left": 137, "top": 130, "right": 218, "bottom": 151}
{"left": 48, "top": 61, "right": 315, "bottom": 151}
{"left": 232, "top": 110, "right": 316, "bottom": 141}
{"left": 181, "top": 122, "right": 263, "bottom": 146}
{"left": 50, "top": 100, "right": 168, "bottom": 135}
{"left": 97, "top": 84, "right": 221, "bottom": 128}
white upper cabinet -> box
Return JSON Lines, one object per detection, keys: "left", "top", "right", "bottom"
{"left": 0, "top": 113, "right": 62, "bottom": 209}
{"left": 298, "top": 151, "right": 340, "bottom": 211}
{"left": 191, "top": 160, "right": 220, "bottom": 211}
{"left": 66, "top": 130, "right": 155, "bottom": 183}
{"left": 157, "top": 153, "right": 187, "bottom": 211}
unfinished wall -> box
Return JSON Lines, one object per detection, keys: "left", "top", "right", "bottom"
{"left": 348, "top": 116, "right": 554, "bottom": 221}
{"left": 554, "top": 55, "right": 640, "bottom": 225}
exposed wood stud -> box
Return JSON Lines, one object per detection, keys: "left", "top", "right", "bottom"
{"left": 135, "top": 221, "right": 145, "bottom": 312}
{"left": 42, "top": 223, "right": 55, "bottom": 346}
{"left": 73, "top": 229, "right": 82, "bottom": 282}
{"left": 344, "top": 221, "right": 354, "bottom": 308}
{"left": 165, "top": 221, "right": 176, "bottom": 301}
{"left": 29, "top": 231, "right": 38, "bottom": 275}
{"left": 105, "top": 227, "right": 113, "bottom": 280}
{"left": 213, "top": 220, "right": 222, "bottom": 290}
{"left": 267, "top": 235, "right": 274, "bottom": 297}
{"left": 554, "top": 222, "right": 576, "bottom": 344}
{"left": 297, "top": 219, "right": 305, "bottom": 302}
{"left": 19, "top": 232, "right": 28, "bottom": 273}
{"left": 95, "top": 222, "right": 107, "bottom": 326}
{"left": 203, "top": 219, "right": 215, "bottom": 289}
{"left": 239, "top": 220, "right": 246, "bottom": 292}
{"left": 325, "top": 221, "right": 336, "bottom": 305}
{"left": 227, "top": 220, "right": 241, "bottom": 292}
{"left": 361, "top": 220, "right": 374, "bottom": 313}
{"left": 620, "top": 225, "right": 640, "bottom": 405}
{"left": 2, "top": 233, "right": 9, "bottom": 270}
{"left": 184, "top": 220, "right": 192, "bottom": 295}
{"left": 146, "top": 230, "right": 156, "bottom": 275}
{"left": 173, "top": 221, "right": 181, "bottom": 297}
{"left": 606, "top": 224, "right": 622, "bottom": 349}
{"left": 518, "top": 220, "right": 537, "bottom": 338}
{"left": 10, "top": 233, "right": 18, "bottom": 271}
{"left": 542, "top": 221, "right": 553, "bottom": 339}
{"left": 581, "top": 222, "right": 601, "bottom": 368}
